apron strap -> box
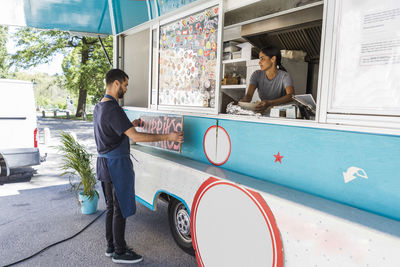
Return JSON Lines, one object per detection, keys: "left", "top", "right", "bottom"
{"left": 104, "top": 94, "right": 117, "bottom": 102}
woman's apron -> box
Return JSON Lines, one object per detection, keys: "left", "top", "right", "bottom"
{"left": 98, "top": 94, "right": 136, "bottom": 218}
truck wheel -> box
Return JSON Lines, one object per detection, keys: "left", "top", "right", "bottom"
{"left": 168, "top": 197, "right": 195, "bottom": 256}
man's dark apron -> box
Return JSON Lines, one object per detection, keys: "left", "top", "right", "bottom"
{"left": 98, "top": 94, "right": 136, "bottom": 218}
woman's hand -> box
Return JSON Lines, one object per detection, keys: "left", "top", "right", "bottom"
{"left": 168, "top": 131, "right": 184, "bottom": 143}
{"left": 132, "top": 119, "right": 142, "bottom": 127}
{"left": 255, "top": 100, "right": 270, "bottom": 112}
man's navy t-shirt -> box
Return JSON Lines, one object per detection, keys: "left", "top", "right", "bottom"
{"left": 93, "top": 99, "right": 133, "bottom": 182}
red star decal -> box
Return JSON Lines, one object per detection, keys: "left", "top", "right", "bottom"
{"left": 274, "top": 152, "right": 283, "bottom": 164}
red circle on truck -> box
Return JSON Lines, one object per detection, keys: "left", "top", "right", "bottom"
{"left": 191, "top": 177, "right": 284, "bottom": 267}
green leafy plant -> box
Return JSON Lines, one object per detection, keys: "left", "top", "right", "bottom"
{"left": 58, "top": 131, "right": 98, "bottom": 202}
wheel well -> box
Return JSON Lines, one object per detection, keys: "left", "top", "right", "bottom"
{"left": 0, "top": 153, "right": 10, "bottom": 177}
{"left": 154, "top": 192, "right": 191, "bottom": 215}
{"left": 158, "top": 192, "right": 171, "bottom": 203}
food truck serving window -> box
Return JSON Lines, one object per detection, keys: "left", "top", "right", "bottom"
{"left": 157, "top": 4, "right": 222, "bottom": 113}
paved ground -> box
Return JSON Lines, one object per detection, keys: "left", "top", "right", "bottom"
{"left": 0, "top": 117, "right": 197, "bottom": 267}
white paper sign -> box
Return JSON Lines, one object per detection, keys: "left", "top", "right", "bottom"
{"left": 331, "top": 0, "right": 400, "bottom": 115}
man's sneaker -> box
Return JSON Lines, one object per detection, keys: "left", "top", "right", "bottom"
{"left": 105, "top": 246, "right": 114, "bottom": 257}
{"left": 112, "top": 249, "right": 143, "bottom": 264}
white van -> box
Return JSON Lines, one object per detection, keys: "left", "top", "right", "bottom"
{"left": 0, "top": 79, "right": 41, "bottom": 177}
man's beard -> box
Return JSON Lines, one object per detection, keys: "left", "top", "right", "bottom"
{"left": 117, "top": 86, "right": 124, "bottom": 99}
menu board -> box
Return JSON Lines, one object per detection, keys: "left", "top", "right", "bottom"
{"left": 158, "top": 6, "right": 220, "bottom": 108}
{"left": 137, "top": 114, "right": 183, "bottom": 152}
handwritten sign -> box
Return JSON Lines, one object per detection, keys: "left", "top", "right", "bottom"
{"left": 137, "top": 114, "right": 183, "bottom": 152}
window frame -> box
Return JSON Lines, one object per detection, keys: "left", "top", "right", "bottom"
{"left": 150, "top": 0, "right": 223, "bottom": 114}
{"left": 319, "top": 0, "right": 400, "bottom": 128}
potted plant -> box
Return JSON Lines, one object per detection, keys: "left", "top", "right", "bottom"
{"left": 58, "top": 131, "right": 99, "bottom": 214}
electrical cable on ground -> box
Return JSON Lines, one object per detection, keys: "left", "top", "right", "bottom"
{"left": 2, "top": 210, "right": 106, "bottom": 267}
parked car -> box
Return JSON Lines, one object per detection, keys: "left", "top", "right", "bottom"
{"left": 0, "top": 79, "right": 41, "bottom": 177}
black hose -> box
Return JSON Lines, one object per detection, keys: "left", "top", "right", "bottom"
{"left": 2, "top": 210, "right": 106, "bottom": 267}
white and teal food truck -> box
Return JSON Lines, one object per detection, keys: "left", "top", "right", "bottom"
{"left": 117, "top": 0, "right": 400, "bottom": 266}
{"left": 3, "top": 0, "right": 399, "bottom": 266}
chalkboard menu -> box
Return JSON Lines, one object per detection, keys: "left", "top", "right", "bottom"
{"left": 158, "top": 5, "right": 220, "bottom": 108}
{"left": 137, "top": 114, "right": 184, "bottom": 152}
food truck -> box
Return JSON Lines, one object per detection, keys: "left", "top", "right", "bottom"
{"left": 2, "top": 0, "right": 399, "bottom": 266}
{"left": 116, "top": 0, "right": 400, "bottom": 266}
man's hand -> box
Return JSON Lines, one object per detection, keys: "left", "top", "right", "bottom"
{"left": 132, "top": 119, "right": 142, "bottom": 127}
{"left": 255, "top": 100, "right": 270, "bottom": 112}
{"left": 168, "top": 131, "right": 184, "bottom": 143}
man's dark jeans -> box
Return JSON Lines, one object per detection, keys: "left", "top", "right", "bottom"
{"left": 101, "top": 181, "right": 127, "bottom": 254}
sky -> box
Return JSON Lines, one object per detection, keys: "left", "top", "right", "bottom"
{"left": 6, "top": 26, "right": 64, "bottom": 75}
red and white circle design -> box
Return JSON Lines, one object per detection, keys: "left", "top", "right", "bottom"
{"left": 191, "top": 177, "right": 284, "bottom": 267}
{"left": 203, "top": 126, "right": 231, "bottom": 166}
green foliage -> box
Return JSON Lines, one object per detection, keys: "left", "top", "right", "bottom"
{"left": 62, "top": 36, "right": 113, "bottom": 104}
{"left": 10, "top": 28, "right": 113, "bottom": 116}
{"left": 11, "top": 28, "right": 72, "bottom": 68}
{"left": 57, "top": 132, "right": 98, "bottom": 202}
{"left": 0, "top": 26, "right": 9, "bottom": 78}
{"left": 10, "top": 72, "right": 68, "bottom": 109}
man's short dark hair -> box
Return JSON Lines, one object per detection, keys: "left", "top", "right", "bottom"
{"left": 105, "top": 69, "right": 129, "bottom": 85}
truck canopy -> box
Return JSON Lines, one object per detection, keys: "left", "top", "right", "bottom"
{"left": 0, "top": 0, "right": 197, "bottom": 35}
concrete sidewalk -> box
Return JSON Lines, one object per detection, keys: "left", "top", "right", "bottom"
{"left": 0, "top": 117, "right": 196, "bottom": 267}
{"left": 0, "top": 182, "right": 194, "bottom": 267}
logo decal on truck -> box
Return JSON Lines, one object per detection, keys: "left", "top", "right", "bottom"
{"left": 343, "top": 167, "right": 368, "bottom": 183}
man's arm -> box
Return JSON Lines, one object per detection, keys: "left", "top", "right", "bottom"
{"left": 124, "top": 127, "right": 184, "bottom": 143}
{"left": 131, "top": 119, "right": 141, "bottom": 127}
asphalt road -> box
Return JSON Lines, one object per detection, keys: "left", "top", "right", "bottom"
{"left": 0, "top": 116, "right": 197, "bottom": 267}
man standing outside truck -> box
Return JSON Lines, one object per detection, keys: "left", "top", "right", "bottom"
{"left": 93, "top": 69, "right": 184, "bottom": 264}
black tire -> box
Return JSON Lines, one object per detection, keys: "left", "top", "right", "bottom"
{"left": 168, "top": 197, "right": 195, "bottom": 256}
{"left": 0, "top": 167, "right": 35, "bottom": 184}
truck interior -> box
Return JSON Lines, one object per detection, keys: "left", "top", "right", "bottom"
{"left": 220, "top": 3, "right": 323, "bottom": 118}
{"left": 121, "top": 1, "right": 324, "bottom": 121}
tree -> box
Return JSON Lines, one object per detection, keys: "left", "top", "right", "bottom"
{"left": 0, "top": 26, "right": 9, "bottom": 78}
{"left": 11, "top": 28, "right": 113, "bottom": 117}
{"left": 62, "top": 36, "right": 113, "bottom": 108}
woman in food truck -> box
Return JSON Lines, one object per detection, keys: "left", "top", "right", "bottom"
{"left": 240, "top": 46, "right": 294, "bottom": 113}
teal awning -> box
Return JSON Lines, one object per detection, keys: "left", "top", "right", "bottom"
{"left": 0, "top": 0, "right": 197, "bottom": 35}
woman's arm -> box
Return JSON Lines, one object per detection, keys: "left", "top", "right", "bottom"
{"left": 240, "top": 84, "right": 257, "bottom": 102}
{"left": 255, "top": 86, "right": 294, "bottom": 112}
